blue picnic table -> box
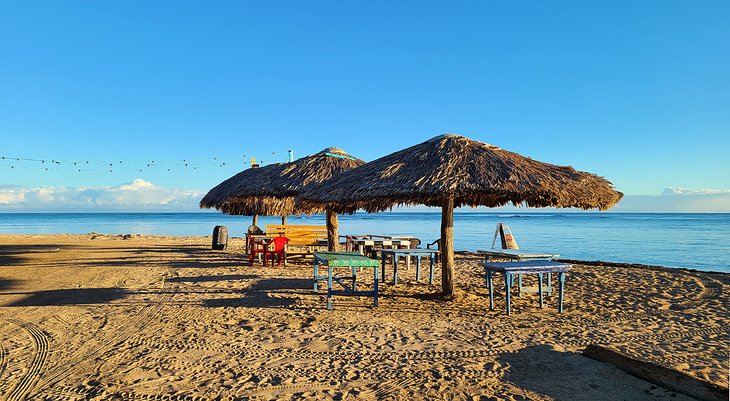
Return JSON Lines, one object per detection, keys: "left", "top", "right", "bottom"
{"left": 380, "top": 248, "right": 439, "bottom": 285}
{"left": 478, "top": 249, "right": 560, "bottom": 295}
{"left": 313, "top": 251, "right": 381, "bottom": 310}
{"left": 483, "top": 260, "right": 572, "bottom": 315}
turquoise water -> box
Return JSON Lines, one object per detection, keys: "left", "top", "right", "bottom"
{"left": 0, "top": 212, "right": 728, "bottom": 273}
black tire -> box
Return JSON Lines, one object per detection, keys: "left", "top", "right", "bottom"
{"left": 212, "top": 225, "right": 228, "bottom": 250}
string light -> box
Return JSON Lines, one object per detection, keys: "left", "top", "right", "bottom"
{"left": 0, "top": 150, "right": 291, "bottom": 173}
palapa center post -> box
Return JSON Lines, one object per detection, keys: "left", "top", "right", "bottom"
{"left": 326, "top": 210, "right": 339, "bottom": 252}
{"left": 441, "top": 195, "right": 455, "bottom": 297}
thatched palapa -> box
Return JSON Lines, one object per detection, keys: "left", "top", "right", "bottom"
{"left": 299, "top": 135, "right": 622, "bottom": 213}
{"left": 299, "top": 134, "right": 623, "bottom": 296}
{"left": 200, "top": 148, "right": 364, "bottom": 215}
{"left": 200, "top": 148, "right": 365, "bottom": 250}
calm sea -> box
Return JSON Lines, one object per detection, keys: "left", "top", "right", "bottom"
{"left": 0, "top": 212, "right": 728, "bottom": 273}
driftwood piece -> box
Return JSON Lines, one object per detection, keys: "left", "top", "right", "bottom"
{"left": 583, "top": 344, "right": 728, "bottom": 401}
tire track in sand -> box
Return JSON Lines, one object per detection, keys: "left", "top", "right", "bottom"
{"left": 30, "top": 265, "right": 181, "bottom": 398}
{"left": 672, "top": 273, "right": 724, "bottom": 311}
{"left": 0, "top": 321, "right": 18, "bottom": 397}
{"left": 0, "top": 340, "right": 7, "bottom": 378}
{"left": 0, "top": 340, "right": 8, "bottom": 396}
{"left": 4, "top": 320, "right": 49, "bottom": 401}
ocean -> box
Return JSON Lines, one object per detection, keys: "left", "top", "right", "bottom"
{"left": 0, "top": 212, "right": 728, "bottom": 273}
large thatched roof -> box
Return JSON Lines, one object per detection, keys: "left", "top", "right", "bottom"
{"left": 200, "top": 148, "right": 365, "bottom": 215}
{"left": 299, "top": 134, "right": 623, "bottom": 213}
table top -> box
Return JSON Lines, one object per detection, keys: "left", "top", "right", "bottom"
{"left": 483, "top": 260, "right": 571, "bottom": 273}
{"left": 380, "top": 248, "right": 439, "bottom": 255}
{"left": 477, "top": 249, "right": 559, "bottom": 259}
{"left": 314, "top": 252, "right": 380, "bottom": 267}
{"left": 351, "top": 238, "right": 410, "bottom": 244}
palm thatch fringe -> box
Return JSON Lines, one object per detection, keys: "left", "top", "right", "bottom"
{"left": 200, "top": 148, "right": 365, "bottom": 216}
{"left": 299, "top": 134, "right": 623, "bottom": 214}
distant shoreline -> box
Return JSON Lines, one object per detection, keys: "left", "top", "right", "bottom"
{"left": 3, "top": 233, "right": 729, "bottom": 277}
{"left": 0, "top": 211, "right": 728, "bottom": 214}
{"left": 2, "top": 213, "right": 727, "bottom": 273}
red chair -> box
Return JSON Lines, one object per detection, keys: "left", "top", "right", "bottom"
{"left": 249, "top": 238, "right": 270, "bottom": 265}
{"left": 264, "top": 236, "right": 289, "bottom": 266}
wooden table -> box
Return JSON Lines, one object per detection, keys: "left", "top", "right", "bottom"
{"left": 478, "top": 249, "right": 560, "bottom": 295}
{"left": 245, "top": 233, "right": 269, "bottom": 254}
{"left": 313, "top": 252, "right": 381, "bottom": 310}
{"left": 350, "top": 237, "right": 411, "bottom": 255}
{"left": 380, "top": 248, "right": 439, "bottom": 285}
{"left": 483, "top": 261, "right": 571, "bottom": 315}
{"left": 248, "top": 236, "right": 272, "bottom": 265}
{"left": 478, "top": 249, "right": 560, "bottom": 261}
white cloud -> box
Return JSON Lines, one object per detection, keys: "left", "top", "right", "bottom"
{"left": 1, "top": 182, "right": 728, "bottom": 213}
{"left": 661, "top": 187, "right": 730, "bottom": 195}
{"left": 0, "top": 188, "right": 25, "bottom": 204}
{"left": 403, "top": 187, "right": 730, "bottom": 213}
{"left": 613, "top": 187, "right": 730, "bottom": 212}
{"left": 0, "top": 179, "right": 205, "bottom": 211}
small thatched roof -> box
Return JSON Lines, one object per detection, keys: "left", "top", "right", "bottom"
{"left": 299, "top": 134, "right": 623, "bottom": 213}
{"left": 200, "top": 148, "right": 365, "bottom": 215}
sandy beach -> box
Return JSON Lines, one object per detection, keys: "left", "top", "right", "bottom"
{"left": 0, "top": 234, "right": 727, "bottom": 400}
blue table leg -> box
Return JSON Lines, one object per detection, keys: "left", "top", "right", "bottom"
{"left": 352, "top": 266, "right": 357, "bottom": 292}
{"left": 485, "top": 262, "right": 490, "bottom": 289}
{"left": 374, "top": 265, "right": 379, "bottom": 307}
{"left": 429, "top": 254, "right": 434, "bottom": 285}
{"left": 538, "top": 273, "right": 544, "bottom": 308}
{"left": 415, "top": 255, "right": 421, "bottom": 282}
{"left": 487, "top": 267, "right": 494, "bottom": 310}
{"left": 313, "top": 259, "right": 319, "bottom": 291}
{"left": 393, "top": 253, "right": 399, "bottom": 285}
{"left": 327, "top": 265, "right": 333, "bottom": 310}
{"left": 381, "top": 252, "right": 386, "bottom": 282}
{"left": 558, "top": 272, "right": 565, "bottom": 313}
{"left": 547, "top": 272, "right": 552, "bottom": 295}
{"left": 518, "top": 274, "right": 523, "bottom": 296}
{"left": 505, "top": 272, "right": 512, "bottom": 315}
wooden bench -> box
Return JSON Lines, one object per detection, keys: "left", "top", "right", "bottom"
{"left": 265, "top": 224, "right": 328, "bottom": 265}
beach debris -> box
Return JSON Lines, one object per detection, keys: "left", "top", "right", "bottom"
{"left": 583, "top": 344, "right": 728, "bottom": 401}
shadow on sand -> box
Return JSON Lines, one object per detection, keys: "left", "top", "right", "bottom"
{"left": 498, "top": 345, "right": 685, "bottom": 400}
{"left": 9, "top": 287, "right": 130, "bottom": 306}
{"left": 0, "top": 244, "right": 75, "bottom": 267}
{"left": 0, "top": 278, "right": 20, "bottom": 291}
{"left": 202, "top": 277, "right": 312, "bottom": 308}
{"left": 167, "top": 274, "right": 257, "bottom": 283}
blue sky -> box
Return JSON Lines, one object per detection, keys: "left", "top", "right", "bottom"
{"left": 0, "top": 1, "right": 728, "bottom": 212}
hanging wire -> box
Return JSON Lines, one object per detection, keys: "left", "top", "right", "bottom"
{"left": 0, "top": 150, "right": 291, "bottom": 173}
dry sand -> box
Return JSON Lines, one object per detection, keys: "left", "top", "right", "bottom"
{"left": 0, "top": 234, "right": 727, "bottom": 400}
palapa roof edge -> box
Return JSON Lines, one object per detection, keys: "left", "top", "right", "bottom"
{"left": 200, "top": 147, "right": 365, "bottom": 216}
{"left": 298, "top": 134, "right": 623, "bottom": 214}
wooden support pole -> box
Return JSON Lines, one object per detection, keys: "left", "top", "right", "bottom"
{"left": 326, "top": 210, "right": 338, "bottom": 252}
{"left": 440, "top": 196, "right": 455, "bottom": 297}
{"left": 583, "top": 345, "right": 728, "bottom": 401}
{"left": 281, "top": 215, "right": 287, "bottom": 225}
{"left": 252, "top": 215, "right": 258, "bottom": 227}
